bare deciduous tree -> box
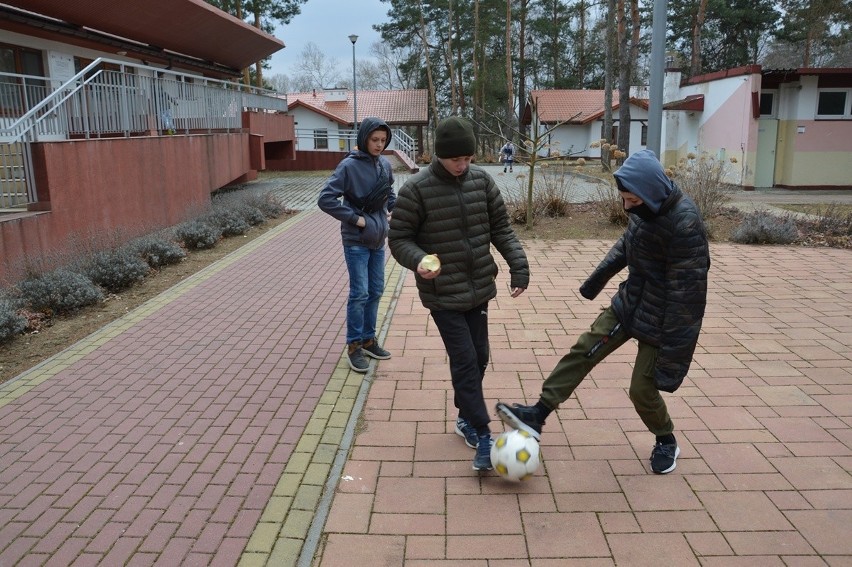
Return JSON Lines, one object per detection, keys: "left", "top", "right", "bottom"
{"left": 291, "top": 42, "right": 342, "bottom": 91}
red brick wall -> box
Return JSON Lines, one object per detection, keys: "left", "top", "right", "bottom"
{"left": 0, "top": 134, "right": 251, "bottom": 284}
{"left": 266, "top": 150, "right": 348, "bottom": 172}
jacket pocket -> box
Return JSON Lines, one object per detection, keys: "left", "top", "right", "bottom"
{"left": 359, "top": 214, "right": 385, "bottom": 248}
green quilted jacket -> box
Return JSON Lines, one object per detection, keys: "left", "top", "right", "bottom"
{"left": 388, "top": 158, "right": 529, "bottom": 312}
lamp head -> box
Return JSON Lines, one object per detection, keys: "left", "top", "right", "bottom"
{"left": 349, "top": 34, "right": 358, "bottom": 44}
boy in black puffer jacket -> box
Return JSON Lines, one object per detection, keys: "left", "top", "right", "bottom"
{"left": 497, "top": 149, "right": 710, "bottom": 475}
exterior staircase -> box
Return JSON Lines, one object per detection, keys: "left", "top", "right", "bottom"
{"left": 0, "top": 142, "right": 30, "bottom": 211}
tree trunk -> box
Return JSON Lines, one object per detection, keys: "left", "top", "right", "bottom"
{"left": 506, "top": 0, "right": 514, "bottom": 125}
{"left": 630, "top": 0, "right": 640, "bottom": 79}
{"left": 454, "top": 12, "right": 465, "bottom": 112}
{"left": 446, "top": 0, "right": 458, "bottom": 114}
{"left": 473, "top": 0, "right": 481, "bottom": 124}
{"left": 518, "top": 0, "right": 528, "bottom": 138}
{"left": 418, "top": 0, "right": 440, "bottom": 123}
{"left": 602, "top": 0, "right": 616, "bottom": 172}
{"left": 236, "top": 1, "right": 250, "bottom": 86}
{"left": 254, "top": 8, "right": 263, "bottom": 87}
{"left": 690, "top": 0, "right": 708, "bottom": 76}
{"left": 616, "top": 0, "right": 631, "bottom": 158}
{"left": 577, "top": 1, "right": 587, "bottom": 86}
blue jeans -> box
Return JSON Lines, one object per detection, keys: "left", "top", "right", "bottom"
{"left": 343, "top": 245, "right": 385, "bottom": 345}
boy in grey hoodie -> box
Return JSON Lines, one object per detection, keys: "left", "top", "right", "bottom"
{"left": 318, "top": 117, "right": 396, "bottom": 373}
{"left": 497, "top": 149, "right": 710, "bottom": 474}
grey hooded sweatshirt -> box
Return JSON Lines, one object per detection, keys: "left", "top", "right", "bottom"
{"left": 317, "top": 117, "right": 396, "bottom": 249}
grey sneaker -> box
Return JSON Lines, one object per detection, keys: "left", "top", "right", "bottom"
{"left": 362, "top": 338, "right": 391, "bottom": 360}
{"left": 650, "top": 438, "right": 680, "bottom": 474}
{"left": 347, "top": 342, "right": 369, "bottom": 373}
{"left": 472, "top": 434, "right": 493, "bottom": 471}
{"left": 495, "top": 402, "right": 544, "bottom": 440}
{"left": 454, "top": 417, "right": 478, "bottom": 449}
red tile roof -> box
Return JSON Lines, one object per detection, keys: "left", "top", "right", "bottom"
{"left": 287, "top": 90, "right": 428, "bottom": 125}
{"left": 524, "top": 89, "right": 649, "bottom": 124}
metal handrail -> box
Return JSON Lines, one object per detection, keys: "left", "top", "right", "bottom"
{"left": 293, "top": 127, "right": 418, "bottom": 162}
{"left": 0, "top": 57, "right": 287, "bottom": 143}
{"left": 0, "top": 58, "right": 288, "bottom": 209}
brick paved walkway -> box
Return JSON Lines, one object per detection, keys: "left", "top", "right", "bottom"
{"left": 1, "top": 170, "right": 851, "bottom": 566}
{"left": 314, "top": 241, "right": 852, "bottom": 566}
{"left": 0, "top": 210, "right": 382, "bottom": 566}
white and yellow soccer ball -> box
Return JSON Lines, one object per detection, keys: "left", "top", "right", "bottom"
{"left": 490, "top": 429, "right": 541, "bottom": 481}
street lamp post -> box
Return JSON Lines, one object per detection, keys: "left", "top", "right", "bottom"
{"left": 348, "top": 34, "right": 358, "bottom": 141}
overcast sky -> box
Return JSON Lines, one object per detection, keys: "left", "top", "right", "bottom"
{"left": 268, "top": 0, "right": 390, "bottom": 78}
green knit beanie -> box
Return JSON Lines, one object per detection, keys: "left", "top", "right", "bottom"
{"left": 434, "top": 116, "right": 476, "bottom": 158}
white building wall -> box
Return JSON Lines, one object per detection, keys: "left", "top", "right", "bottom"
{"left": 535, "top": 105, "right": 649, "bottom": 159}
{"left": 4, "top": 29, "right": 177, "bottom": 80}
{"left": 289, "top": 107, "right": 347, "bottom": 151}
{"left": 540, "top": 124, "right": 594, "bottom": 157}
{"left": 661, "top": 69, "right": 759, "bottom": 185}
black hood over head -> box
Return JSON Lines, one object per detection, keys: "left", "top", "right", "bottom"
{"left": 612, "top": 149, "right": 673, "bottom": 214}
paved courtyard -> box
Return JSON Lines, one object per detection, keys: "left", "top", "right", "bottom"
{"left": 0, "top": 166, "right": 850, "bottom": 566}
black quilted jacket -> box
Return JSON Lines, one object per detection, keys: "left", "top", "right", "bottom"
{"left": 388, "top": 158, "right": 529, "bottom": 312}
{"left": 580, "top": 162, "right": 710, "bottom": 392}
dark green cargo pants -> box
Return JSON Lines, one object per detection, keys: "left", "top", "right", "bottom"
{"left": 539, "top": 306, "right": 674, "bottom": 436}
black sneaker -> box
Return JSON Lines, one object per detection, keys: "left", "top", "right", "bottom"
{"left": 650, "top": 439, "right": 680, "bottom": 474}
{"left": 495, "top": 402, "right": 544, "bottom": 440}
{"left": 472, "top": 434, "right": 493, "bottom": 471}
{"left": 454, "top": 417, "right": 478, "bottom": 449}
{"left": 362, "top": 338, "right": 391, "bottom": 360}
{"left": 347, "top": 342, "right": 369, "bottom": 373}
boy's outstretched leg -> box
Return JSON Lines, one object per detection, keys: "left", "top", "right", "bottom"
{"left": 495, "top": 402, "right": 545, "bottom": 440}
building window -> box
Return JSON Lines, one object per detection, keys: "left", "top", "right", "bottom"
{"left": 816, "top": 90, "right": 850, "bottom": 118}
{"left": 315, "top": 128, "right": 328, "bottom": 150}
{"left": 759, "top": 91, "right": 777, "bottom": 117}
{"left": 0, "top": 43, "right": 45, "bottom": 116}
{"left": 640, "top": 123, "right": 648, "bottom": 146}
{"left": 600, "top": 122, "right": 618, "bottom": 145}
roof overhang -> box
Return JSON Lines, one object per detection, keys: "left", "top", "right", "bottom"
{"left": 762, "top": 67, "right": 852, "bottom": 89}
{"left": 582, "top": 98, "right": 650, "bottom": 123}
{"left": 2, "top": 0, "right": 284, "bottom": 75}
{"left": 663, "top": 94, "right": 704, "bottom": 112}
{"left": 287, "top": 100, "right": 347, "bottom": 125}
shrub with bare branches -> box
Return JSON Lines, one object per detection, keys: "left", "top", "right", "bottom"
{"left": 590, "top": 183, "right": 628, "bottom": 227}
{"left": 668, "top": 152, "right": 735, "bottom": 219}
{"left": 504, "top": 161, "right": 577, "bottom": 224}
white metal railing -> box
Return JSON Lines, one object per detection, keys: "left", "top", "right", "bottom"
{"left": 293, "top": 127, "right": 418, "bottom": 163}
{"left": 0, "top": 58, "right": 287, "bottom": 209}
{"left": 393, "top": 129, "right": 417, "bottom": 164}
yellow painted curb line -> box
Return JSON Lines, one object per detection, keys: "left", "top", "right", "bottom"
{"left": 239, "top": 256, "right": 407, "bottom": 567}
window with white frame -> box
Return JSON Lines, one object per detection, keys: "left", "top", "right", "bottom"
{"left": 816, "top": 89, "right": 851, "bottom": 119}
{"left": 314, "top": 128, "right": 328, "bottom": 149}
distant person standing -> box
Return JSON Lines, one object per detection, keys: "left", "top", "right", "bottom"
{"left": 318, "top": 117, "right": 396, "bottom": 373}
{"left": 500, "top": 141, "right": 515, "bottom": 173}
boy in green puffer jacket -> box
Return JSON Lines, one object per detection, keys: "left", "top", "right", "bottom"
{"left": 389, "top": 116, "right": 530, "bottom": 472}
